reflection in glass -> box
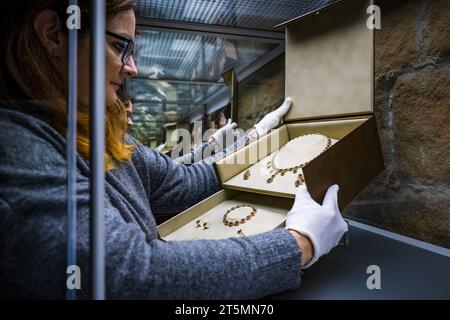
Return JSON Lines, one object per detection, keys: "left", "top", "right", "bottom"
{"left": 129, "top": 28, "right": 280, "bottom": 147}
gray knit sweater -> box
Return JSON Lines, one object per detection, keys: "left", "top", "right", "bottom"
{"left": 0, "top": 106, "right": 302, "bottom": 299}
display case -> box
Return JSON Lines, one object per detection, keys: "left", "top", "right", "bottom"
{"left": 158, "top": 0, "right": 383, "bottom": 241}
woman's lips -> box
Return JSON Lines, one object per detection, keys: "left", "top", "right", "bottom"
{"left": 111, "top": 82, "right": 121, "bottom": 89}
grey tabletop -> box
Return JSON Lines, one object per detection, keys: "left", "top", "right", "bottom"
{"left": 270, "top": 222, "right": 450, "bottom": 300}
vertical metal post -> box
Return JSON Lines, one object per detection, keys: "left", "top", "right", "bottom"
{"left": 90, "top": 0, "right": 106, "bottom": 300}
{"left": 222, "top": 68, "right": 239, "bottom": 123}
{"left": 67, "top": 0, "right": 78, "bottom": 301}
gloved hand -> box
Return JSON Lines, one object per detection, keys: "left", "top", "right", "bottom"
{"left": 254, "top": 96, "right": 292, "bottom": 137}
{"left": 208, "top": 119, "right": 238, "bottom": 147}
{"left": 155, "top": 143, "right": 167, "bottom": 152}
{"left": 285, "top": 184, "right": 348, "bottom": 268}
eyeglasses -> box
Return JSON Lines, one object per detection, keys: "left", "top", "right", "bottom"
{"left": 106, "top": 30, "right": 134, "bottom": 65}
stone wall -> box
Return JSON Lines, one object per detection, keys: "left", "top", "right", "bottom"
{"left": 345, "top": 0, "right": 450, "bottom": 248}
{"left": 239, "top": 0, "right": 450, "bottom": 248}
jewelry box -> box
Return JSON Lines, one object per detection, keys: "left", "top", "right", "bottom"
{"left": 158, "top": 0, "right": 384, "bottom": 241}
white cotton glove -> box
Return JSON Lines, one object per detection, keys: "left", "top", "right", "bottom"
{"left": 208, "top": 119, "right": 238, "bottom": 147}
{"left": 254, "top": 96, "right": 292, "bottom": 138}
{"left": 286, "top": 184, "right": 348, "bottom": 269}
{"left": 155, "top": 143, "right": 166, "bottom": 152}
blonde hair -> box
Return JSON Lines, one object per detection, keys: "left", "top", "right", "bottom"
{"left": 0, "top": 0, "right": 135, "bottom": 170}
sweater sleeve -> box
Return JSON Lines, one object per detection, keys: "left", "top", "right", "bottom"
{"left": 132, "top": 142, "right": 221, "bottom": 215}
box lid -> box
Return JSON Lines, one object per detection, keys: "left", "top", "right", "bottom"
{"left": 276, "top": 0, "right": 374, "bottom": 121}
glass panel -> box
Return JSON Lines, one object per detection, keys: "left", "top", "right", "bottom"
{"left": 129, "top": 28, "right": 282, "bottom": 147}
{"left": 134, "top": 29, "right": 279, "bottom": 82}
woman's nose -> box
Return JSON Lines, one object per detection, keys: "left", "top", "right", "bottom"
{"left": 123, "top": 56, "right": 138, "bottom": 77}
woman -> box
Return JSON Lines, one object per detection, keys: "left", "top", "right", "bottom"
{"left": 0, "top": 0, "right": 347, "bottom": 299}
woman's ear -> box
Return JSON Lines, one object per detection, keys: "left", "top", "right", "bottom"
{"left": 33, "top": 9, "right": 66, "bottom": 58}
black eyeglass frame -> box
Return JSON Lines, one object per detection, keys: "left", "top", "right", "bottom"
{"left": 106, "top": 30, "right": 135, "bottom": 65}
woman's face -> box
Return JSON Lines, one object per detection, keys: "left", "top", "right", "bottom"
{"left": 78, "top": 9, "right": 138, "bottom": 106}
{"left": 125, "top": 100, "right": 133, "bottom": 127}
